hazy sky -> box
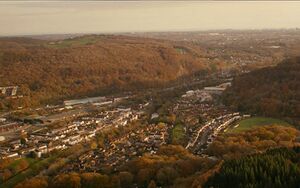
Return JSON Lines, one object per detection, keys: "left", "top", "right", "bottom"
{"left": 1, "top": 1, "right": 300, "bottom": 36}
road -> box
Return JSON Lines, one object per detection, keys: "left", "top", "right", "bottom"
{"left": 186, "top": 113, "right": 241, "bottom": 154}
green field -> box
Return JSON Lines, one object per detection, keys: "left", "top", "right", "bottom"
{"left": 8, "top": 158, "right": 36, "bottom": 170}
{"left": 46, "top": 36, "right": 99, "bottom": 48}
{"left": 171, "top": 124, "right": 186, "bottom": 145}
{"left": 228, "top": 117, "right": 291, "bottom": 133}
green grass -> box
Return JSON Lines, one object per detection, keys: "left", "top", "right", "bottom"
{"left": 228, "top": 117, "right": 291, "bottom": 133}
{"left": 209, "top": 63, "right": 218, "bottom": 72}
{"left": 174, "top": 47, "right": 187, "bottom": 54}
{"left": 0, "top": 154, "right": 59, "bottom": 188}
{"left": 171, "top": 124, "right": 186, "bottom": 145}
{"left": 46, "top": 36, "right": 98, "bottom": 48}
{"left": 8, "top": 158, "right": 36, "bottom": 170}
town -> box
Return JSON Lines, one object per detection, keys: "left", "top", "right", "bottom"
{"left": 0, "top": 71, "right": 251, "bottom": 178}
{"left": 0, "top": 99, "right": 145, "bottom": 160}
{"left": 0, "top": 58, "right": 270, "bottom": 188}
{"left": 1, "top": 0, "right": 300, "bottom": 185}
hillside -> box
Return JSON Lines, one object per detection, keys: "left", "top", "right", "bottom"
{"left": 207, "top": 125, "right": 299, "bottom": 159}
{"left": 205, "top": 125, "right": 300, "bottom": 187}
{"left": 223, "top": 57, "right": 300, "bottom": 120}
{"left": 205, "top": 147, "right": 300, "bottom": 188}
{"left": 0, "top": 35, "right": 211, "bottom": 110}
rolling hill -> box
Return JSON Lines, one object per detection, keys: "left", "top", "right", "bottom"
{"left": 223, "top": 57, "right": 300, "bottom": 121}
{"left": 0, "top": 35, "right": 211, "bottom": 110}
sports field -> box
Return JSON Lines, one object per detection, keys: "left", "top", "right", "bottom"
{"left": 228, "top": 117, "right": 291, "bottom": 133}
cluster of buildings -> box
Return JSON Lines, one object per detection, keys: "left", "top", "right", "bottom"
{"left": 0, "top": 122, "right": 91, "bottom": 159}
{"left": 101, "top": 108, "right": 139, "bottom": 127}
{"left": 182, "top": 90, "right": 213, "bottom": 102}
{"left": 61, "top": 123, "right": 168, "bottom": 173}
{"left": 0, "top": 76, "right": 248, "bottom": 175}
{"left": 187, "top": 113, "right": 243, "bottom": 154}
{"left": 203, "top": 82, "right": 232, "bottom": 94}
{"left": 172, "top": 95, "right": 230, "bottom": 131}
{"left": 0, "top": 106, "right": 143, "bottom": 160}
{"left": 181, "top": 82, "right": 231, "bottom": 103}
{"left": 170, "top": 81, "right": 247, "bottom": 154}
{"left": 63, "top": 96, "right": 128, "bottom": 107}
{"left": 0, "top": 118, "right": 21, "bottom": 133}
{"left": 0, "top": 86, "right": 18, "bottom": 97}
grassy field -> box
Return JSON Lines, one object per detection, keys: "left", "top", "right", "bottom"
{"left": 8, "top": 158, "right": 36, "bottom": 170}
{"left": 46, "top": 36, "right": 98, "bottom": 48}
{"left": 228, "top": 117, "right": 291, "bottom": 133}
{"left": 171, "top": 124, "right": 186, "bottom": 145}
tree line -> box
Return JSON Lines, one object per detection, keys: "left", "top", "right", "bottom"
{"left": 205, "top": 147, "right": 300, "bottom": 188}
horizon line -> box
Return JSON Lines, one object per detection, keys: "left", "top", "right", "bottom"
{"left": 1, "top": 28, "right": 299, "bottom": 38}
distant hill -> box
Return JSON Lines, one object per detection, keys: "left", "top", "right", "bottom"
{"left": 223, "top": 57, "right": 300, "bottom": 120}
{"left": 0, "top": 35, "right": 211, "bottom": 110}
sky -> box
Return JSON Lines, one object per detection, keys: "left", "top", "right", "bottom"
{"left": 1, "top": 1, "right": 300, "bottom": 36}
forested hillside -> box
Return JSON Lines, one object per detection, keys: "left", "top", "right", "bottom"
{"left": 223, "top": 57, "right": 300, "bottom": 119}
{"left": 206, "top": 125, "right": 299, "bottom": 159}
{"left": 0, "top": 35, "right": 211, "bottom": 110}
{"left": 205, "top": 147, "right": 300, "bottom": 188}
{"left": 204, "top": 125, "right": 300, "bottom": 188}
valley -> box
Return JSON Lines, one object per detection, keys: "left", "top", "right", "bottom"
{"left": 0, "top": 30, "right": 300, "bottom": 188}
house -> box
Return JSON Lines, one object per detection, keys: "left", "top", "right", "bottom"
{"left": 0, "top": 86, "right": 18, "bottom": 96}
{"left": 2, "top": 152, "right": 19, "bottom": 159}
{"left": 151, "top": 113, "right": 159, "bottom": 120}
{"left": 37, "top": 145, "right": 48, "bottom": 153}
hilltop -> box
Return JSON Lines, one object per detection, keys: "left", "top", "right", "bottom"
{"left": 0, "top": 35, "right": 211, "bottom": 110}
{"left": 1, "top": 30, "right": 299, "bottom": 111}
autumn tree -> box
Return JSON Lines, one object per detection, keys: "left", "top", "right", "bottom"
{"left": 14, "top": 177, "right": 48, "bottom": 188}
{"left": 80, "top": 173, "right": 110, "bottom": 188}
{"left": 51, "top": 173, "right": 81, "bottom": 188}
{"left": 147, "top": 180, "right": 157, "bottom": 188}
